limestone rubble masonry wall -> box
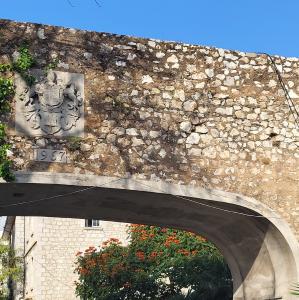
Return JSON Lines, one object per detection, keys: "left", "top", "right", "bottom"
{"left": 0, "top": 19, "right": 298, "bottom": 239}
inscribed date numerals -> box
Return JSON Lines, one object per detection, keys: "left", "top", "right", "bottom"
{"left": 33, "top": 149, "right": 67, "bottom": 163}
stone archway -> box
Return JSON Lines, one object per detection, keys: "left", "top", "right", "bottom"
{"left": 1, "top": 172, "right": 298, "bottom": 300}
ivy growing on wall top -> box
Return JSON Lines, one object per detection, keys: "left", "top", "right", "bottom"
{"left": 12, "top": 45, "right": 36, "bottom": 86}
{"left": 0, "top": 44, "right": 35, "bottom": 181}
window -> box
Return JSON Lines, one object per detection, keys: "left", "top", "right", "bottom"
{"left": 85, "top": 219, "right": 100, "bottom": 228}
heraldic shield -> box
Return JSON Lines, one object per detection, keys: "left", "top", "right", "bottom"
{"left": 15, "top": 70, "right": 84, "bottom": 137}
{"left": 40, "top": 86, "right": 64, "bottom": 108}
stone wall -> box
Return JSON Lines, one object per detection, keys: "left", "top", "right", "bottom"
{"left": 0, "top": 19, "right": 298, "bottom": 239}
{"left": 12, "top": 217, "right": 128, "bottom": 299}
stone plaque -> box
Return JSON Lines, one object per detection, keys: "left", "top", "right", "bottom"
{"left": 33, "top": 149, "right": 67, "bottom": 163}
{"left": 15, "top": 70, "right": 84, "bottom": 137}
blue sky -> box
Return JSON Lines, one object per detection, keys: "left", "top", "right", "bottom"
{"left": 1, "top": 0, "right": 299, "bottom": 57}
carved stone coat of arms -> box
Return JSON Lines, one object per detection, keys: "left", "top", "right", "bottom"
{"left": 15, "top": 70, "right": 84, "bottom": 137}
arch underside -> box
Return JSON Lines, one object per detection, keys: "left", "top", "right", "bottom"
{"left": 1, "top": 172, "right": 298, "bottom": 300}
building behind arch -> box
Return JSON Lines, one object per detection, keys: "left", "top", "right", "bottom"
{"left": 3, "top": 216, "right": 129, "bottom": 300}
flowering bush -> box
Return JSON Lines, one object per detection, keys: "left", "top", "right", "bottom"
{"left": 75, "top": 225, "right": 232, "bottom": 300}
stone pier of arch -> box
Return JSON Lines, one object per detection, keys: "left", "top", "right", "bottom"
{"left": 0, "top": 19, "right": 298, "bottom": 299}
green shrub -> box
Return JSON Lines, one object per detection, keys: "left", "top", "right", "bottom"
{"left": 75, "top": 225, "right": 233, "bottom": 300}
{"left": 0, "top": 239, "right": 23, "bottom": 298}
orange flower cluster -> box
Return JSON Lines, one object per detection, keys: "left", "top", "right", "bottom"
{"left": 136, "top": 250, "right": 145, "bottom": 261}
{"left": 187, "top": 231, "right": 196, "bottom": 237}
{"left": 102, "top": 238, "right": 122, "bottom": 248}
{"left": 140, "top": 234, "right": 148, "bottom": 241}
{"left": 177, "top": 249, "right": 190, "bottom": 256}
{"left": 130, "top": 224, "right": 145, "bottom": 232}
{"left": 140, "top": 232, "right": 156, "bottom": 240}
{"left": 78, "top": 267, "right": 90, "bottom": 275}
{"left": 149, "top": 251, "right": 158, "bottom": 259}
{"left": 84, "top": 246, "right": 96, "bottom": 254}
{"left": 101, "top": 252, "right": 109, "bottom": 260}
{"left": 86, "top": 258, "right": 97, "bottom": 268}
{"left": 177, "top": 249, "right": 198, "bottom": 256}
{"left": 110, "top": 238, "right": 121, "bottom": 243}
{"left": 138, "top": 230, "right": 150, "bottom": 239}
{"left": 130, "top": 224, "right": 142, "bottom": 228}
{"left": 164, "top": 235, "right": 180, "bottom": 247}
{"left": 197, "top": 236, "right": 207, "bottom": 242}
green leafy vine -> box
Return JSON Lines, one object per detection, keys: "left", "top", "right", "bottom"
{"left": 12, "top": 45, "right": 36, "bottom": 86}
{"left": 0, "top": 124, "right": 14, "bottom": 182}
{"left": 0, "top": 76, "right": 14, "bottom": 112}
{"left": 44, "top": 57, "right": 59, "bottom": 75}
{"left": 0, "top": 44, "right": 35, "bottom": 181}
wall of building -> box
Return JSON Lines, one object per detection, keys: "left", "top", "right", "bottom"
{"left": 12, "top": 217, "right": 128, "bottom": 300}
